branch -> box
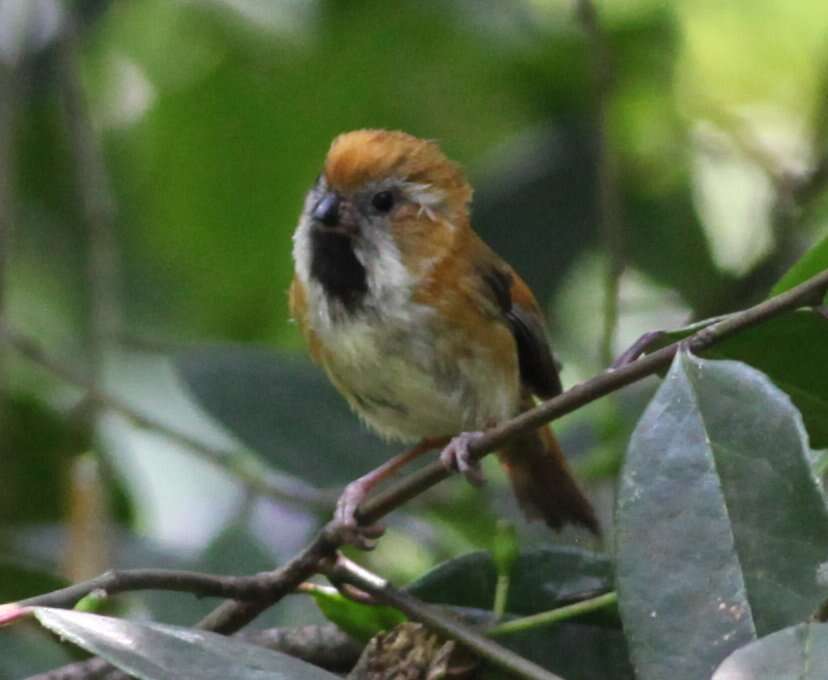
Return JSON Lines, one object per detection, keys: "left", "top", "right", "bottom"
{"left": 239, "top": 624, "right": 361, "bottom": 672}
{"left": 17, "top": 568, "right": 283, "bottom": 609}
{"left": 324, "top": 556, "right": 565, "bottom": 680}
{"left": 17, "top": 270, "right": 828, "bottom": 679}
{"left": 575, "top": 0, "right": 625, "bottom": 366}
{"left": 357, "top": 268, "right": 828, "bottom": 525}
{"left": 1, "top": 327, "right": 334, "bottom": 509}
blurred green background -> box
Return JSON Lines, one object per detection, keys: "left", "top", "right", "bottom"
{"left": 1, "top": 0, "right": 827, "bottom": 675}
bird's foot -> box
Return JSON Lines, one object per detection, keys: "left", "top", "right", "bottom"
{"left": 332, "top": 480, "right": 385, "bottom": 550}
{"left": 440, "top": 432, "right": 486, "bottom": 487}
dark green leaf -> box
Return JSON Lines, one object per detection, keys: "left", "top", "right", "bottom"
{"left": 709, "top": 310, "right": 828, "bottom": 448}
{"left": 175, "top": 345, "right": 395, "bottom": 486}
{"left": 0, "top": 562, "right": 65, "bottom": 603}
{"left": 409, "top": 548, "right": 615, "bottom": 624}
{"left": 771, "top": 233, "right": 828, "bottom": 296}
{"left": 486, "top": 624, "right": 634, "bottom": 680}
{"left": 623, "top": 311, "right": 828, "bottom": 448}
{"left": 0, "top": 624, "right": 77, "bottom": 678}
{"left": 34, "top": 608, "right": 339, "bottom": 680}
{"left": 616, "top": 351, "right": 828, "bottom": 680}
{"left": 309, "top": 586, "right": 405, "bottom": 642}
{"left": 712, "top": 623, "right": 828, "bottom": 680}
{"left": 626, "top": 186, "right": 732, "bottom": 317}
{"left": 0, "top": 395, "right": 87, "bottom": 524}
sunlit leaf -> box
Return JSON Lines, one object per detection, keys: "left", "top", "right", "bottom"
{"left": 616, "top": 351, "right": 828, "bottom": 680}
{"left": 34, "top": 608, "right": 339, "bottom": 680}
{"left": 309, "top": 586, "right": 404, "bottom": 643}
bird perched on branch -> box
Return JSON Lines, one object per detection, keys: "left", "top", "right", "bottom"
{"left": 290, "top": 130, "right": 598, "bottom": 544}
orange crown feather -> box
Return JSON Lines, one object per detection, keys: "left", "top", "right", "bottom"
{"left": 324, "top": 130, "right": 473, "bottom": 223}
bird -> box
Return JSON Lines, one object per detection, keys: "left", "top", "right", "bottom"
{"left": 290, "top": 129, "right": 598, "bottom": 544}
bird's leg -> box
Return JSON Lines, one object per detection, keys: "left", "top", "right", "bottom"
{"left": 334, "top": 436, "right": 449, "bottom": 548}
{"left": 439, "top": 431, "right": 486, "bottom": 487}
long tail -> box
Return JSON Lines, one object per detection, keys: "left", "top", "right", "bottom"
{"left": 498, "top": 426, "right": 599, "bottom": 534}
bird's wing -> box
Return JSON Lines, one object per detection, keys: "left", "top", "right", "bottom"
{"left": 479, "top": 262, "right": 563, "bottom": 399}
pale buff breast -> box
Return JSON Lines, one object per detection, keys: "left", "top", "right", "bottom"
{"left": 317, "top": 306, "right": 521, "bottom": 443}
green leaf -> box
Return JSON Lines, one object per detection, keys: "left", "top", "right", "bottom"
{"left": 0, "top": 625, "right": 77, "bottom": 679}
{"left": 175, "top": 345, "right": 395, "bottom": 486}
{"left": 488, "top": 624, "right": 635, "bottom": 680}
{"left": 309, "top": 586, "right": 405, "bottom": 642}
{"left": 409, "top": 547, "right": 615, "bottom": 624}
{"left": 709, "top": 310, "right": 828, "bottom": 448}
{"left": 771, "top": 233, "right": 828, "bottom": 297}
{"left": 616, "top": 351, "right": 828, "bottom": 680}
{"left": 620, "top": 310, "right": 828, "bottom": 448}
{"left": 33, "top": 608, "right": 339, "bottom": 680}
{"left": 712, "top": 623, "right": 828, "bottom": 680}
{"left": 0, "top": 562, "right": 65, "bottom": 604}
{"left": 0, "top": 395, "right": 87, "bottom": 524}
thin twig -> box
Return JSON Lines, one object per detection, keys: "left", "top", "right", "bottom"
{"left": 488, "top": 591, "right": 618, "bottom": 637}
{"left": 194, "top": 526, "right": 341, "bottom": 634}
{"left": 1, "top": 327, "right": 334, "bottom": 509}
{"left": 19, "top": 269, "right": 828, "bottom": 679}
{"left": 357, "top": 269, "right": 828, "bottom": 525}
{"left": 17, "top": 568, "right": 279, "bottom": 609}
{"left": 325, "top": 555, "right": 565, "bottom": 680}
{"left": 575, "top": 0, "right": 624, "bottom": 366}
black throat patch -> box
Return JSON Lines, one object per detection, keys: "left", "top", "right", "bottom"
{"left": 309, "top": 228, "right": 368, "bottom": 311}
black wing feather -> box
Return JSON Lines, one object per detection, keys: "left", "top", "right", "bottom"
{"left": 481, "top": 267, "right": 563, "bottom": 398}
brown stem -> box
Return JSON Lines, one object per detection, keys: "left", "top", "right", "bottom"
{"left": 17, "top": 269, "right": 828, "bottom": 679}
{"left": 18, "top": 568, "right": 277, "bottom": 609}
{"left": 325, "top": 555, "right": 565, "bottom": 680}
{"left": 358, "top": 268, "right": 828, "bottom": 524}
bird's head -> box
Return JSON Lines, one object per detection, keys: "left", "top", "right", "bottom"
{"left": 293, "top": 130, "right": 473, "bottom": 311}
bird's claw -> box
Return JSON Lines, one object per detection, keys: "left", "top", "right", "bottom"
{"left": 333, "top": 481, "right": 385, "bottom": 550}
{"left": 440, "top": 432, "right": 486, "bottom": 487}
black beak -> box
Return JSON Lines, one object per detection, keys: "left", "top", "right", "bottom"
{"left": 312, "top": 192, "right": 340, "bottom": 227}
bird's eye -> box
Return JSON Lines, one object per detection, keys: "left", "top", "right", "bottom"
{"left": 371, "top": 191, "right": 395, "bottom": 213}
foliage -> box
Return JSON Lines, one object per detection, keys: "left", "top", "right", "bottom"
{"left": 2, "top": 0, "right": 828, "bottom": 678}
